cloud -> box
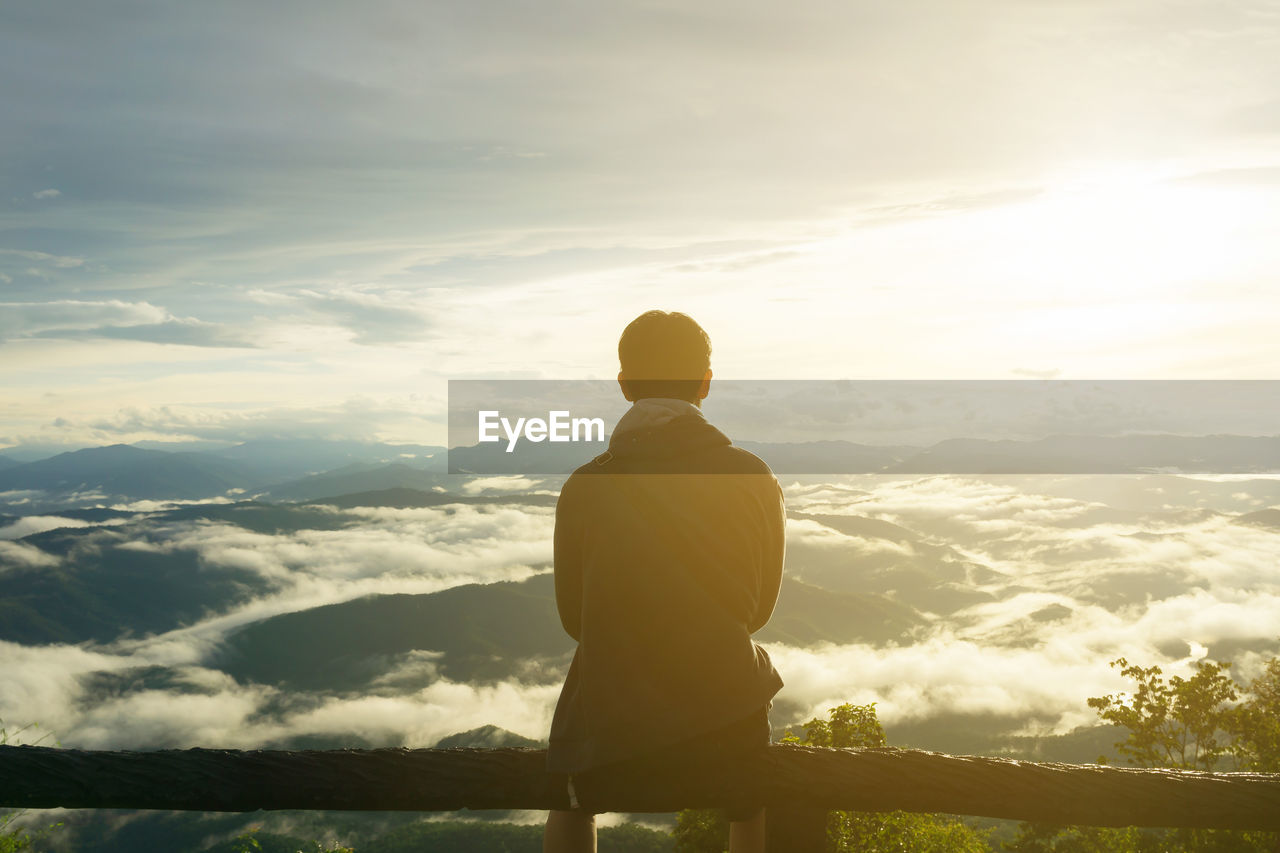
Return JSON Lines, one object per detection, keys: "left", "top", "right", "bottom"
{"left": 785, "top": 516, "right": 914, "bottom": 557}
{"left": 32, "top": 188, "right": 61, "bottom": 200}
{"left": 0, "top": 249, "right": 83, "bottom": 268}
{"left": 56, "top": 398, "right": 437, "bottom": 444}
{"left": 0, "top": 497, "right": 565, "bottom": 749}
{"left": 280, "top": 680, "right": 559, "bottom": 748}
{"left": 0, "top": 540, "right": 60, "bottom": 569}
{"left": 0, "top": 300, "right": 256, "bottom": 348}
{"left": 0, "top": 515, "right": 126, "bottom": 540}
{"left": 249, "top": 287, "right": 438, "bottom": 346}
{"left": 0, "top": 632, "right": 560, "bottom": 750}
{"left": 461, "top": 476, "right": 545, "bottom": 495}
{"left": 47, "top": 502, "right": 559, "bottom": 657}
{"left": 5, "top": 476, "right": 1280, "bottom": 754}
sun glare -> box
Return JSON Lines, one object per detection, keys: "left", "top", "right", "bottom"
{"left": 997, "top": 168, "right": 1274, "bottom": 295}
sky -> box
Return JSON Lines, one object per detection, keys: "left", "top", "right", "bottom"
{"left": 3, "top": 0, "right": 1280, "bottom": 451}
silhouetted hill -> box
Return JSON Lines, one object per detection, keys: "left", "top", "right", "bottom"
{"left": 0, "top": 492, "right": 574, "bottom": 646}
{"left": 786, "top": 511, "right": 1005, "bottom": 614}
{"left": 884, "top": 713, "right": 1123, "bottom": 765}
{"left": 214, "top": 573, "right": 570, "bottom": 689}
{"left": 0, "top": 523, "right": 271, "bottom": 645}
{"left": 0, "top": 454, "right": 20, "bottom": 471}
{"left": 739, "top": 439, "right": 920, "bottom": 473}
{"left": 434, "top": 725, "right": 544, "bottom": 749}
{"left": 1237, "top": 507, "right": 1280, "bottom": 529}
{"left": 0, "top": 501, "right": 369, "bottom": 645}
{"left": 207, "top": 438, "right": 444, "bottom": 483}
{"left": 756, "top": 576, "right": 920, "bottom": 646}
{"left": 887, "top": 433, "right": 1280, "bottom": 474}
{"left": 307, "top": 486, "right": 560, "bottom": 509}
{"left": 0, "top": 443, "right": 256, "bottom": 503}
{"left": 213, "top": 573, "right": 923, "bottom": 691}
{"left": 261, "top": 463, "right": 456, "bottom": 502}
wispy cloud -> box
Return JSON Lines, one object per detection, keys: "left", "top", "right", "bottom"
{"left": 0, "top": 301, "right": 256, "bottom": 348}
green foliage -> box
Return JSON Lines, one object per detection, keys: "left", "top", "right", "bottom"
{"left": 1017, "top": 653, "right": 1280, "bottom": 853}
{"left": 1228, "top": 657, "right": 1280, "bottom": 772}
{"left": 674, "top": 703, "right": 992, "bottom": 852}
{"left": 672, "top": 808, "right": 728, "bottom": 853}
{"left": 781, "top": 702, "right": 887, "bottom": 750}
{"left": 1086, "top": 658, "right": 1238, "bottom": 770}
{"left": 361, "top": 819, "right": 671, "bottom": 853}
{"left": 231, "top": 828, "right": 262, "bottom": 853}
{"left": 1004, "top": 823, "right": 1150, "bottom": 853}
{"left": 202, "top": 827, "right": 357, "bottom": 853}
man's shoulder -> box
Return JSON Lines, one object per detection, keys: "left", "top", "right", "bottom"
{"left": 566, "top": 440, "right": 776, "bottom": 478}
{"left": 700, "top": 441, "right": 776, "bottom": 477}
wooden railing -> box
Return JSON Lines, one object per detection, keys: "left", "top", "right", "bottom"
{"left": 3, "top": 743, "right": 1279, "bottom": 851}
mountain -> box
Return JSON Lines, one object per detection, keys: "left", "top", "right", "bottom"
{"left": 739, "top": 440, "right": 920, "bottom": 474}
{"left": 7, "top": 435, "right": 1277, "bottom": 509}
{"left": 213, "top": 573, "right": 924, "bottom": 692}
{"left": 213, "top": 573, "right": 571, "bottom": 690}
{"left": 1237, "top": 507, "right": 1280, "bottom": 529}
{"left": 0, "top": 520, "right": 272, "bottom": 645}
{"left": 206, "top": 439, "right": 445, "bottom": 484}
{"left": 0, "top": 441, "right": 451, "bottom": 509}
{"left": 786, "top": 511, "right": 1005, "bottom": 614}
{"left": 0, "top": 444, "right": 260, "bottom": 506}
{"left": 446, "top": 439, "right": 608, "bottom": 475}
{"left": 446, "top": 436, "right": 925, "bottom": 475}
{"left": 887, "top": 433, "right": 1280, "bottom": 475}
{"left": 433, "top": 725, "right": 544, "bottom": 749}
{"left": 0, "top": 454, "right": 21, "bottom": 471}
{"left": 307, "top": 487, "right": 560, "bottom": 509}
{"left": 260, "top": 463, "right": 456, "bottom": 502}
{"left": 0, "top": 500, "right": 372, "bottom": 645}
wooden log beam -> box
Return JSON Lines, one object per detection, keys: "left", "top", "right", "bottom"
{"left": 2, "top": 744, "right": 1279, "bottom": 831}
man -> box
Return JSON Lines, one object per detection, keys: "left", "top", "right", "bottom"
{"left": 543, "top": 310, "right": 786, "bottom": 853}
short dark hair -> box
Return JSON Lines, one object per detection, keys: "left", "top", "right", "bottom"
{"left": 618, "top": 310, "right": 711, "bottom": 401}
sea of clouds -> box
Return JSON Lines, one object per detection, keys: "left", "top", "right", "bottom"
{"left": 2, "top": 475, "right": 1278, "bottom": 753}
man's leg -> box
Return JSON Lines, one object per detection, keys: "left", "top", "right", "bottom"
{"left": 543, "top": 809, "right": 596, "bottom": 853}
{"left": 728, "top": 809, "right": 766, "bottom": 853}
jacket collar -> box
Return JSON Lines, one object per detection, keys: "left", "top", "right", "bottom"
{"left": 611, "top": 397, "right": 706, "bottom": 437}
{"left": 605, "top": 407, "right": 731, "bottom": 462}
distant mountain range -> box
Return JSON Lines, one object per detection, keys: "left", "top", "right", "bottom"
{"left": 885, "top": 434, "right": 1280, "bottom": 475}
{"left": 212, "top": 572, "right": 922, "bottom": 691}
{"left": 440, "top": 432, "right": 1280, "bottom": 476}
{"left": 259, "top": 462, "right": 455, "bottom": 502}
{"left": 4, "top": 433, "right": 1280, "bottom": 512}
{"left": 0, "top": 440, "right": 445, "bottom": 510}
{"left": 0, "top": 491, "right": 924, "bottom": 661}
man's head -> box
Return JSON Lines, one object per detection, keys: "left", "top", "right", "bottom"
{"left": 617, "top": 310, "right": 712, "bottom": 404}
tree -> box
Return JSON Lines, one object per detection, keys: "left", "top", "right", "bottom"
{"left": 1229, "top": 657, "right": 1280, "bottom": 773}
{"left": 1085, "top": 658, "right": 1238, "bottom": 771}
{"left": 673, "top": 703, "right": 992, "bottom": 852}
{"left": 1009, "top": 654, "right": 1280, "bottom": 853}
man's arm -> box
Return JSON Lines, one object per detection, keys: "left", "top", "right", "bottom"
{"left": 553, "top": 473, "right": 586, "bottom": 642}
{"left": 748, "top": 477, "right": 786, "bottom": 634}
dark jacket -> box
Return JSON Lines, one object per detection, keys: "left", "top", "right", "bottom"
{"left": 546, "top": 412, "right": 786, "bottom": 774}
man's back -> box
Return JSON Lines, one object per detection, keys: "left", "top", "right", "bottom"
{"left": 546, "top": 408, "right": 785, "bottom": 774}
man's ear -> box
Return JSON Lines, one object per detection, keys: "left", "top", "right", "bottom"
{"left": 697, "top": 368, "right": 712, "bottom": 401}
{"left": 617, "top": 371, "right": 636, "bottom": 402}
